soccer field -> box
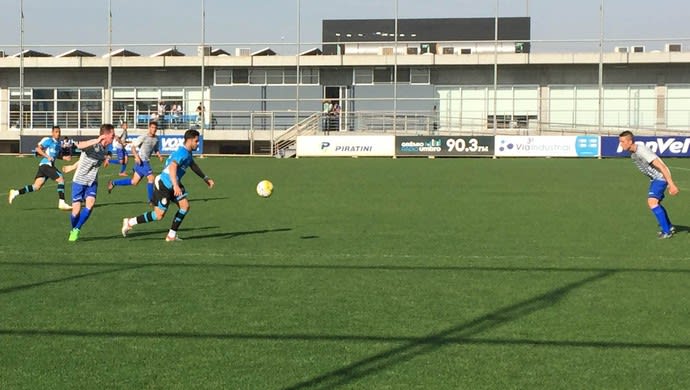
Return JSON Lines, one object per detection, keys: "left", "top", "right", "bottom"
{"left": 1, "top": 155, "right": 689, "bottom": 389}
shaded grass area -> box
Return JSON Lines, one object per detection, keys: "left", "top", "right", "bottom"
{"left": 1, "top": 156, "right": 689, "bottom": 389}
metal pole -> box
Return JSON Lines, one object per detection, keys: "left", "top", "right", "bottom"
{"left": 19, "top": 0, "right": 24, "bottom": 152}
{"left": 107, "top": 0, "right": 112, "bottom": 126}
{"left": 598, "top": 0, "right": 604, "bottom": 134}
{"left": 296, "top": 0, "right": 300, "bottom": 130}
{"left": 493, "top": 0, "right": 498, "bottom": 135}
{"left": 393, "top": 0, "right": 398, "bottom": 134}
{"left": 200, "top": 0, "right": 206, "bottom": 139}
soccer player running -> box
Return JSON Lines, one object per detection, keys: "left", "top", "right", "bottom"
{"left": 8, "top": 125, "right": 73, "bottom": 210}
{"left": 68, "top": 124, "right": 116, "bottom": 242}
{"left": 110, "top": 122, "right": 131, "bottom": 177}
{"left": 108, "top": 121, "right": 163, "bottom": 203}
{"left": 121, "top": 129, "right": 214, "bottom": 242}
{"left": 618, "top": 130, "right": 679, "bottom": 239}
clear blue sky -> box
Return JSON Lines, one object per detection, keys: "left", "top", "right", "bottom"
{"left": 0, "top": 0, "right": 688, "bottom": 54}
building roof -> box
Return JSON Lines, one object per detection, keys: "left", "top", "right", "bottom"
{"left": 211, "top": 48, "right": 231, "bottom": 56}
{"left": 11, "top": 49, "right": 52, "bottom": 58}
{"left": 251, "top": 47, "right": 276, "bottom": 56}
{"left": 57, "top": 49, "right": 96, "bottom": 58}
{"left": 299, "top": 47, "right": 323, "bottom": 56}
{"left": 151, "top": 47, "right": 186, "bottom": 57}
{"left": 103, "top": 48, "right": 141, "bottom": 57}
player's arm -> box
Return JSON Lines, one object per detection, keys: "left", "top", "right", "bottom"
{"left": 190, "top": 161, "right": 214, "bottom": 188}
{"left": 652, "top": 157, "right": 679, "bottom": 195}
{"left": 75, "top": 135, "right": 106, "bottom": 150}
{"left": 35, "top": 142, "right": 52, "bottom": 162}
{"left": 168, "top": 160, "right": 182, "bottom": 196}
{"left": 130, "top": 138, "right": 142, "bottom": 164}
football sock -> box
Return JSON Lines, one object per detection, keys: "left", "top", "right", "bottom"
{"left": 660, "top": 204, "right": 673, "bottom": 227}
{"left": 70, "top": 212, "right": 79, "bottom": 228}
{"left": 147, "top": 183, "right": 154, "bottom": 202}
{"left": 652, "top": 206, "right": 671, "bottom": 234}
{"left": 19, "top": 185, "right": 34, "bottom": 195}
{"left": 113, "top": 178, "right": 132, "bottom": 187}
{"left": 75, "top": 208, "right": 92, "bottom": 229}
{"left": 170, "top": 209, "right": 188, "bottom": 231}
{"left": 57, "top": 183, "right": 65, "bottom": 200}
{"left": 119, "top": 163, "right": 127, "bottom": 174}
{"left": 135, "top": 211, "right": 158, "bottom": 225}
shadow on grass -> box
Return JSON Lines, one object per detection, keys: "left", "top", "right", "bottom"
{"left": 79, "top": 225, "right": 221, "bottom": 242}
{"left": 0, "top": 265, "right": 145, "bottom": 296}
{"left": 1, "top": 269, "right": 689, "bottom": 388}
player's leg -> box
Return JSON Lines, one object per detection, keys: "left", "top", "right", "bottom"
{"left": 69, "top": 183, "right": 85, "bottom": 241}
{"left": 146, "top": 172, "right": 156, "bottom": 204}
{"left": 122, "top": 181, "right": 168, "bottom": 237}
{"left": 166, "top": 188, "right": 189, "bottom": 242}
{"left": 109, "top": 171, "right": 140, "bottom": 194}
{"left": 52, "top": 170, "right": 71, "bottom": 210}
{"left": 118, "top": 150, "right": 128, "bottom": 176}
{"left": 648, "top": 181, "right": 672, "bottom": 238}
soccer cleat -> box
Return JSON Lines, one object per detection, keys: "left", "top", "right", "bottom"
{"left": 107, "top": 180, "right": 114, "bottom": 194}
{"left": 58, "top": 199, "right": 72, "bottom": 210}
{"left": 121, "top": 218, "right": 132, "bottom": 237}
{"left": 68, "top": 228, "right": 80, "bottom": 242}
{"left": 165, "top": 235, "right": 182, "bottom": 242}
{"left": 657, "top": 226, "right": 676, "bottom": 235}
{"left": 658, "top": 231, "right": 673, "bottom": 240}
{"left": 8, "top": 189, "right": 19, "bottom": 204}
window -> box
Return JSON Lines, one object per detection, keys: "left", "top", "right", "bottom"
{"left": 410, "top": 68, "right": 430, "bottom": 84}
{"left": 442, "top": 47, "right": 455, "bottom": 55}
{"left": 265, "top": 68, "right": 283, "bottom": 85}
{"left": 300, "top": 68, "right": 319, "bottom": 85}
{"left": 397, "top": 68, "right": 410, "bottom": 83}
{"left": 232, "top": 69, "right": 249, "bottom": 84}
{"left": 354, "top": 68, "right": 373, "bottom": 85}
{"left": 249, "top": 69, "right": 267, "bottom": 84}
{"left": 215, "top": 69, "right": 232, "bottom": 85}
{"left": 9, "top": 87, "right": 102, "bottom": 129}
{"left": 284, "top": 68, "right": 297, "bottom": 84}
{"left": 407, "top": 47, "right": 418, "bottom": 55}
{"left": 374, "top": 67, "right": 392, "bottom": 83}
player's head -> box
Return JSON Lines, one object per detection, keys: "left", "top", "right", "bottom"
{"left": 100, "top": 123, "right": 116, "bottom": 146}
{"left": 184, "top": 129, "right": 200, "bottom": 150}
{"left": 148, "top": 121, "right": 158, "bottom": 136}
{"left": 618, "top": 130, "right": 635, "bottom": 152}
{"left": 51, "top": 125, "right": 61, "bottom": 139}
{"left": 121, "top": 122, "right": 128, "bottom": 130}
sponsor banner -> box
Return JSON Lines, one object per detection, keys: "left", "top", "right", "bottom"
{"left": 601, "top": 136, "right": 690, "bottom": 157}
{"left": 396, "top": 136, "right": 494, "bottom": 156}
{"left": 20, "top": 134, "right": 203, "bottom": 155}
{"left": 495, "top": 135, "right": 599, "bottom": 157}
{"left": 296, "top": 135, "right": 395, "bottom": 157}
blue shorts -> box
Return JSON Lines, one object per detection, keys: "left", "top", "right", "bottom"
{"left": 133, "top": 160, "right": 153, "bottom": 178}
{"left": 648, "top": 179, "right": 667, "bottom": 201}
{"left": 116, "top": 148, "right": 128, "bottom": 161}
{"left": 72, "top": 182, "right": 98, "bottom": 203}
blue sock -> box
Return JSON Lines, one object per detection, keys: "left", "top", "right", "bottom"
{"left": 147, "top": 183, "right": 154, "bottom": 202}
{"left": 119, "top": 163, "right": 127, "bottom": 173}
{"left": 75, "top": 208, "right": 92, "bottom": 229}
{"left": 660, "top": 205, "right": 673, "bottom": 228}
{"left": 109, "top": 159, "right": 119, "bottom": 164}
{"left": 70, "top": 213, "right": 79, "bottom": 228}
{"left": 113, "top": 178, "right": 132, "bottom": 186}
{"left": 652, "top": 206, "right": 671, "bottom": 234}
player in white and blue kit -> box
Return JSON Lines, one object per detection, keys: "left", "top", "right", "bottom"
{"left": 121, "top": 129, "right": 214, "bottom": 241}
{"left": 8, "top": 125, "right": 72, "bottom": 210}
{"left": 68, "top": 124, "right": 115, "bottom": 242}
{"left": 108, "top": 121, "right": 162, "bottom": 203}
{"left": 618, "top": 131, "right": 679, "bottom": 239}
{"left": 109, "top": 122, "right": 130, "bottom": 177}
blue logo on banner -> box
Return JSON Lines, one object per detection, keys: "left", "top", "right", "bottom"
{"left": 601, "top": 136, "right": 690, "bottom": 157}
{"left": 575, "top": 135, "right": 599, "bottom": 157}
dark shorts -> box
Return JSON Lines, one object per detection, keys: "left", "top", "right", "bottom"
{"left": 152, "top": 176, "right": 188, "bottom": 211}
{"left": 116, "top": 148, "right": 128, "bottom": 161}
{"left": 648, "top": 179, "right": 667, "bottom": 201}
{"left": 35, "top": 164, "right": 62, "bottom": 181}
{"left": 133, "top": 160, "right": 153, "bottom": 178}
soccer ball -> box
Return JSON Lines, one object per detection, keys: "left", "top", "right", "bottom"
{"left": 256, "top": 180, "right": 273, "bottom": 198}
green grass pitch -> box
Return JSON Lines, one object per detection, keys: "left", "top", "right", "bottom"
{"left": 1, "top": 155, "right": 689, "bottom": 389}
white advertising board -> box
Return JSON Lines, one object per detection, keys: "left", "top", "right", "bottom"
{"left": 495, "top": 135, "right": 599, "bottom": 157}
{"left": 296, "top": 135, "right": 396, "bottom": 157}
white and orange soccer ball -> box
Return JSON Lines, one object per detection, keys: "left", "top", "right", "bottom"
{"left": 256, "top": 180, "right": 274, "bottom": 198}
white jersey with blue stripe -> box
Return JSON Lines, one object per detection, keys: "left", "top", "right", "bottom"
{"left": 631, "top": 144, "right": 665, "bottom": 181}
{"left": 38, "top": 137, "right": 61, "bottom": 166}
{"left": 159, "top": 146, "right": 193, "bottom": 188}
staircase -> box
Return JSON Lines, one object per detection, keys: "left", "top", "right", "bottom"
{"left": 273, "top": 112, "right": 321, "bottom": 158}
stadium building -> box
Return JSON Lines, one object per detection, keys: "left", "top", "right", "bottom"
{"left": 1, "top": 16, "right": 689, "bottom": 154}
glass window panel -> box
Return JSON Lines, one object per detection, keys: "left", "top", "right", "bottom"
{"left": 354, "top": 68, "right": 373, "bottom": 84}
{"left": 410, "top": 68, "right": 430, "bottom": 84}
{"left": 33, "top": 89, "right": 53, "bottom": 99}
{"left": 215, "top": 69, "right": 232, "bottom": 85}
{"left": 57, "top": 89, "right": 78, "bottom": 99}
{"left": 233, "top": 69, "right": 249, "bottom": 84}
{"left": 284, "top": 68, "right": 297, "bottom": 84}
{"left": 249, "top": 69, "right": 266, "bottom": 84}
{"left": 373, "top": 68, "right": 392, "bottom": 83}
{"left": 80, "top": 88, "right": 102, "bottom": 99}
{"left": 266, "top": 68, "right": 283, "bottom": 84}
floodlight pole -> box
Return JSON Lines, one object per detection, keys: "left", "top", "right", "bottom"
{"left": 200, "top": 0, "right": 206, "bottom": 140}
{"left": 296, "top": 0, "right": 301, "bottom": 132}
{"left": 19, "top": 0, "right": 24, "bottom": 152}
{"left": 493, "top": 0, "right": 498, "bottom": 135}
{"left": 107, "top": 0, "right": 112, "bottom": 127}
{"left": 393, "top": 0, "right": 398, "bottom": 134}
{"left": 598, "top": 0, "right": 604, "bottom": 134}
